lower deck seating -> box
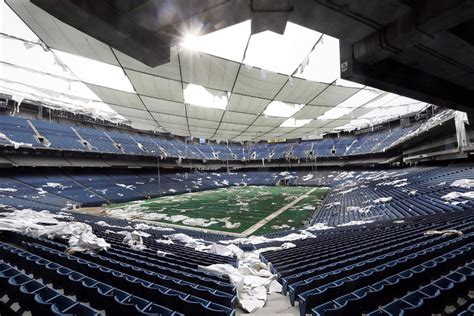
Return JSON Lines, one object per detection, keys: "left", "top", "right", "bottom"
{"left": 259, "top": 211, "right": 474, "bottom": 316}
{"left": 0, "top": 167, "right": 473, "bottom": 227}
{"left": 0, "top": 205, "right": 472, "bottom": 315}
{"left": 0, "top": 219, "right": 237, "bottom": 316}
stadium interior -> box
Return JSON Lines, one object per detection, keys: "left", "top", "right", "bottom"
{"left": 0, "top": 1, "right": 473, "bottom": 315}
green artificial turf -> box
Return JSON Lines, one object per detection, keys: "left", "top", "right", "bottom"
{"left": 107, "top": 186, "right": 329, "bottom": 234}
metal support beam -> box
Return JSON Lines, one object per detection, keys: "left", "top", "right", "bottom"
{"left": 353, "top": 0, "right": 474, "bottom": 64}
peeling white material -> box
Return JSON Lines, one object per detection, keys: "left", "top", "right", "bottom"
{"left": 271, "top": 224, "right": 290, "bottom": 229}
{"left": 116, "top": 183, "right": 135, "bottom": 190}
{"left": 450, "top": 179, "right": 474, "bottom": 189}
{"left": 133, "top": 223, "right": 175, "bottom": 231}
{"left": 199, "top": 245, "right": 284, "bottom": 313}
{"left": 0, "top": 188, "right": 17, "bottom": 192}
{"left": 441, "top": 191, "right": 474, "bottom": 200}
{"left": 346, "top": 206, "right": 361, "bottom": 212}
{"left": 373, "top": 197, "right": 392, "bottom": 203}
{"left": 96, "top": 220, "right": 133, "bottom": 230}
{"left": 0, "top": 209, "right": 109, "bottom": 253}
{"left": 221, "top": 230, "right": 317, "bottom": 245}
{"left": 338, "top": 220, "right": 374, "bottom": 227}
{"left": 121, "top": 230, "right": 149, "bottom": 251}
{"left": 424, "top": 229, "right": 463, "bottom": 237}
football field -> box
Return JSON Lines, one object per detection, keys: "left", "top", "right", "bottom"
{"left": 106, "top": 186, "right": 329, "bottom": 235}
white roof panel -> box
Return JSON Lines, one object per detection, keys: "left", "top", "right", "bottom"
{"left": 233, "top": 66, "right": 287, "bottom": 99}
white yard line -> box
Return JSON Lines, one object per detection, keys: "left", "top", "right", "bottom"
{"left": 241, "top": 187, "right": 318, "bottom": 236}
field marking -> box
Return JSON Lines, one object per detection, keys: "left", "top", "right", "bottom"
{"left": 241, "top": 187, "right": 318, "bottom": 236}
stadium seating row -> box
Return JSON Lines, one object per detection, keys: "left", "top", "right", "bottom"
{"left": 258, "top": 210, "right": 474, "bottom": 316}
{"left": 1, "top": 167, "right": 473, "bottom": 227}
{"left": 0, "top": 115, "right": 419, "bottom": 160}
{"left": 1, "top": 205, "right": 472, "bottom": 315}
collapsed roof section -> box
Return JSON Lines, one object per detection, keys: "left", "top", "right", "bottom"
{"left": 1, "top": 0, "right": 430, "bottom": 140}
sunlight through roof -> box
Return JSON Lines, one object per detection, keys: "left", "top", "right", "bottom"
{"left": 181, "top": 20, "right": 250, "bottom": 62}
{"left": 183, "top": 84, "right": 229, "bottom": 110}
{"left": 318, "top": 89, "right": 381, "bottom": 120}
{"left": 53, "top": 50, "right": 135, "bottom": 93}
{"left": 0, "top": 0, "right": 38, "bottom": 41}
{"left": 295, "top": 34, "right": 340, "bottom": 83}
{"left": 244, "top": 22, "right": 321, "bottom": 75}
{"left": 280, "top": 117, "right": 312, "bottom": 128}
{"left": 263, "top": 101, "right": 304, "bottom": 117}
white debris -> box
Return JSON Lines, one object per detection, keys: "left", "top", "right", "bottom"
{"left": 339, "top": 187, "right": 357, "bottom": 195}
{"left": 346, "top": 206, "right": 361, "bottom": 212}
{"left": 163, "top": 233, "right": 207, "bottom": 249}
{"left": 325, "top": 201, "right": 341, "bottom": 208}
{"left": 373, "top": 197, "right": 392, "bottom": 203}
{"left": 306, "top": 223, "right": 334, "bottom": 231}
{"left": 96, "top": 221, "right": 133, "bottom": 230}
{"left": 450, "top": 179, "right": 474, "bottom": 189}
{"left": 169, "top": 189, "right": 177, "bottom": 193}
{"left": 217, "top": 217, "right": 240, "bottom": 229}
{"left": 11, "top": 141, "right": 33, "bottom": 149}
{"left": 199, "top": 246, "right": 284, "bottom": 313}
{"left": 302, "top": 174, "right": 314, "bottom": 181}
{"left": 42, "top": 182, "right": 63, "bottom": 188}
{"left": 256, "top": 242, "right": 296, "bottom": 254}
{"left": 36, "top": 188, "right": 48, "bottom": 195}
{"left": 408, "top": 190, "right": 417, "bottom": 196}
{"left": 441, "top": 191, "right": 474, "bottom": 200}
{"left": 155, "top": 239, "right": 174, "bottom": 245}
{"left": 134, "top": 223, "right": 175, "bottom": 231}
{"left": 424, "top": 229, "right": 463, "bottom": 237}
{"left": 221, "top": 230, "right": 316, "bottom": 245}
{"left": 0, "top": 209, "right": 109, "bottom": 253}
{"left": 0, "top": 188, "right": 17, "bottom": 192}
{"left": 156, "top": 250, "right": 169, "bottom": 256}
{"left": 270, "top": 224, "right": 290, "bottom": 229}
{"left": 182, "top": 218, "right": 219, "bottom": 227}
{"left": 116, "top": 183, "right": 134, "bottom": 190}
{"left": 122, "top": 231, "right": 149, "bottom": 251}
{"left": 338, "top": 220, "right": 374, "bottom": 227}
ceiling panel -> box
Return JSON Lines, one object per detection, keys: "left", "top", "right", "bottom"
{"left": 188, "top": 118, "right": 220, "bottom": 129}
{"left": 141, "top": 96, "right": 185, "bottom": 116}
{"left": 221, "top": 111, "right": 258, "bottom": 125}
{"left": 8, "top": 1, "right": 119, "bottom": 66}
{"left": 275, "top": 79, "right": 328, "bottom": 104}
{"left": 252, "top": 116, "right": 287, "bottom": 127}
{"left": 128, "top": 118, "right": 159, "bottom": 131}
{"left": 113, "top": 47, "right": 181, "bottom": 80}
{"left": 233, "top": 66, "right": 287, "bottom": 99}
{"left": 180, "top": 49, "right": 240, "bottom": 91}
{"left": 216, "top": 122, "right": 248, "bottom": 132}
{"left": 86, "top": 84, "right": 144, "bottom": 109}
{"left": 125, "top": 69, "right": 183, "bottom": 102}
{"left": 310, "top": 85, "right": 361, "bottom": 106}
{"left": 186, "top": 104, "right": 224, "bottom": 121}
{"left": 152, "top": 113, "right": 187, "bottom": 126}
{"left": 107, "top": 104, "right": 151, "bottom": 120}
{"left": 245, "top": 125, "right": 274, "bottom": 133}
{"left": 227, "top": 94, "right": 270, "bottom": 114}
{"left": 292, "top": 105, "right": 332, "bottom": 119}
